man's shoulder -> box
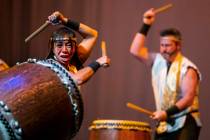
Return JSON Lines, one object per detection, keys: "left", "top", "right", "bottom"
{"left": 182, "top": 56, "right": 198, "bottom": 70}
{"left": 181, "top": 56, "right": 201, "bottom": 80}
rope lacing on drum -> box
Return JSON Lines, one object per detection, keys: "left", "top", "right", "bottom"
{"left": 0, "top": 101, "right": 22, "bottom": 140}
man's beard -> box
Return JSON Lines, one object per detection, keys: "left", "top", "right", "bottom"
{"left": 161, "top": 49, "right": 178, "bottom": 61}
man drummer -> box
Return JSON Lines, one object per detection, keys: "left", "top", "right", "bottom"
{"left": 47, "top": 11, "right": 110, "bottom": 85}
{"left": 130, "top": 8, "right": 201, "bottom": 140}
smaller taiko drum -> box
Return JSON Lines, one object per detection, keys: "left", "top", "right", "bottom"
{"left": 88, "top": 120, "right": 151, "bottom": 140}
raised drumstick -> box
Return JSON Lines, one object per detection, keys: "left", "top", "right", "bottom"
{"left": 101, "top": 40, "right": 109, "bottom": 67}
{"left": 154, "top": 3, "right": 173, "bottom": 14}
{"left": 101, "top": 41, "right": 107, "bottom": 56}
{"left": 25, "top": 21, "right": 50, "bottom": 43}
{"left": 145, "top": 3, "right": 173, "bottom": 19}
{"left": 126, "top": 102, "right": 153, "bottom": 116}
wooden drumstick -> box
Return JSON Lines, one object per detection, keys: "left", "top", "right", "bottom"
{"left": 154, "top": 3, "right": 173, "bottom": 14}
{"left": 126, "top": 102, "right": 153, "bottom": 116}
{"left": 101, "top": 41, "right": 107, "bottom": 56}
{"left": 101, "top": 40, "right": 109, "bottom": 67}
{"left": 25, "top": 21, "right": 50, "bottom": 43}
{"left": 145, "top": 3, "right": 173, "bottom": 19}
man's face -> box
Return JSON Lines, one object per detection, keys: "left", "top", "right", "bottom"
{"left": 53, "top": 37, "right": 76, "bottom": 66}
{"left": 160, "top": 36, "right": 180, "bottom": 62}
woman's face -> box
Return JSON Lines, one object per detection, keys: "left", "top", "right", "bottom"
{"left": 53, "top": 37, "right": 76, "bottom": 66}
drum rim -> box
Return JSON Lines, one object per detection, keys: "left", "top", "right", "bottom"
{"left": 89, "top": 119, "right": 151, "bottom": 132}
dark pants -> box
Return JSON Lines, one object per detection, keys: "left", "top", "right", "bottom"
{"left": 154, "top": 115, "right": 201, "bottom": 140}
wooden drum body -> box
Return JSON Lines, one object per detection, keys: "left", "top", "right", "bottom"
{"left": 89, "top": 120, "right": 151, "bottom": 140}
{"left": 0, "top": 59, "right": 83, "bottom": 140}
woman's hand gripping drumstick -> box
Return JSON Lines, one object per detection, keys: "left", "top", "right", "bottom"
{"left": 25, "top": 11, "right": 65, "bottom": 43}
{"left": 101, "top": 41, "right": 110, "bottom": 67}
{"left": 95, "top": 40, "right": 110, "bottom": 68}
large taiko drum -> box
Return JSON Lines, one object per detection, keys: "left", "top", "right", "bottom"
{"left": 89, "top": 120, "right": 151, "bottom": 140}
{"left": 0, "top": 59, "right": 83, "bottom": 140}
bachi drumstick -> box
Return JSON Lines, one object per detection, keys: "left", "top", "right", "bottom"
{"left": 101, "top": 41, "right": 107, "bottom": 57}
{"left": 25, "top": 21, "right": 50, "bottom": 43}
{"left": 154, "top": 3, "right": 173, "bottom": 14}
{"left": 101, "top": 40, "right": 109, "bottom": 67}
{"left": 126, "top": 102, "right": 153, "bottom": 116}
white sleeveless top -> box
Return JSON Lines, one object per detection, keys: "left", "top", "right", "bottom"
{"left": 151, "top": 53, "right": 201, "bottom": 132}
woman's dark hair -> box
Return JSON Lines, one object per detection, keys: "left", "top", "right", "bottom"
{"left": 46, "top": 27, "right": 83, "bottom": 69}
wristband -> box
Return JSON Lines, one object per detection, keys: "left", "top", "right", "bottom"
{"left": 139, "top": 23, "right": 151, "bottom": 36}
{"left": 64, "top": 19, "right": 80, "bottom": 31}
{"left": 166, "top": 105, "right": 180, "bottom": 117}
{"left": 88, "top": 61, "right": 100, "bottom": 72}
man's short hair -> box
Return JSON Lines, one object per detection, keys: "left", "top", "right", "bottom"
{"left": 160, "top": 28, "right": 182, "bottom": 43}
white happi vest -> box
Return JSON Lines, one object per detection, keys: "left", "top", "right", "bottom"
{"left": 152, "top": 53, "right": 202, "bottom": 133}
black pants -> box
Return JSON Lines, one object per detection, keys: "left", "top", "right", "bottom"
{"left": 154, "top": 115, "right": 201, "bottom": 140}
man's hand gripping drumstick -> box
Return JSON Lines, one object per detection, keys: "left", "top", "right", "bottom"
{"left": 126, "top": 102, "right": 198, "bottom": 122}
{"left": 143, "top": 3, "right": 173, "bottom": 26}
{"left": 144, "top": 3, "right": 173, "bottom": 19}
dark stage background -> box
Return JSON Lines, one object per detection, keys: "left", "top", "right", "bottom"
{"left": 1, "top": 0, "right": 210, "bottom": 139}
